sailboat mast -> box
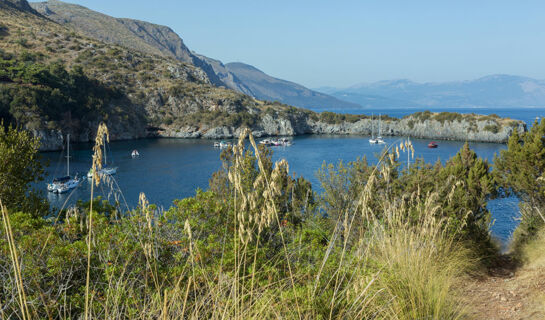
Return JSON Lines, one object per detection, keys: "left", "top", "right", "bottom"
{"left": 103, "top": 137, "right": 107, "bottom": 166}
{"left": 371, "top": 113, "right": 374, "bottom": 138}
{"left": 66, "top": 133, "right": 70, "bottom": 176}
{"left": 379, "top": 114, "right": 382, "bottom": 137}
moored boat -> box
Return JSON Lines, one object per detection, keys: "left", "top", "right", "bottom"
{"left": 87, "top": 136, "right": 118, "bottom": 179}
{"left": 219, "top": 141, "right": 231, "bottom": 149}
{"left": 428, "top": 141, "right": 438, "bottom": 148}
{"left": 47, "top": 134, "right": 82, "bottom": 193}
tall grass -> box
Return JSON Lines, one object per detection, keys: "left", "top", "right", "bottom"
{"left": 0, "top": 126, "right": 476, "bottom": 319}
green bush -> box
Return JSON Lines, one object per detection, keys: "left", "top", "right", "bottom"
{"left": 483, "top": 123, "right": 500, "bottom": 133}
{"left": 434, "top": 112, "right": 464, "bottom": 124}
{"left": 494, "top": 119, "right": 545, "bottom": 250}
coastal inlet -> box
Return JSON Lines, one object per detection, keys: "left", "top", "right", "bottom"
{"left": 40, "top": 135, "right": 518, "bottom": 244}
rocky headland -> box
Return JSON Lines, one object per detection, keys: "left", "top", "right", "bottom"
{"left": 36, "top": 110, "right": 526, "bottom": 151}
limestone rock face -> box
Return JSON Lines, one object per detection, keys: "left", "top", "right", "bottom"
{"left": 32, "top": 129, "right": 64, "bottom": 151}
{"left": 143, "top": 112, "right": 525, "bottom": 146}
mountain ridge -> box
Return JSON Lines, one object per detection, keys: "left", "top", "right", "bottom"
{"left": 30, "top": 0, "right": 357, "bottom": 111}
{"left": 224, "top": 62, "right": 362, "bottom": 110}
{"left": 321, "top": 75, "right": 545, "bottom": 109}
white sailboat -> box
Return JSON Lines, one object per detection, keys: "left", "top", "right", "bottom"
{"left": 47, "top": 134, "right": 81, "bottom": 194}
{"left": 87, "top": 138, "right": 118, "bottom": 179}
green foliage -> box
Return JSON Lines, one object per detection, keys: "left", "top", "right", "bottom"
{"left": 318, "top": 111, "right": 368, "bottom": 124}
{"left": 484, "top": 123, "right": 500, "bottom": 133}
{"left": 494, "top": 119, "right": 545, "bottom": 248}
{"left": 433, "top": 112, "right": 464, "bottom": 123}
{"left": 318, "top": 142, "right": 495, "bottom": 248}
{"left": 437, "top": 143, "right": 496, "bottom": 242}
{"left": 412, "top": 110, "right": 433, "bottom": 121}
{"left": 0, "top": 124, "right": 47, "bottom": 216}
{"left": 0, "top": 55, "right": 123, "bottom": 132}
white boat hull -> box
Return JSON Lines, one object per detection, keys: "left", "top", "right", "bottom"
{"left": 52, "top": 178, "right": 82, "bottom": 194}
{"left": 87, "top": 167, "right": 118, "bottom": 179}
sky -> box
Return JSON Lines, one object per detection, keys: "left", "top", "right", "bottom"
{"left": 29, "top": 0, "right": 545, "bottom": 88}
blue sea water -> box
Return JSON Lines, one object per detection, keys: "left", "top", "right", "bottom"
{"left": 39, "top": 107, "right": 545, "bottom": 245}
{"left": 40, "top": 135, "right": 514, "bottom": 243}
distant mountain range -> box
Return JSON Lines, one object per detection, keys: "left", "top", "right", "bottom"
{"left": 317, "top": 75, "right": 545, "bottom": 109}
{"left": 30, "top": 0, "right": 358, "bottom": 110}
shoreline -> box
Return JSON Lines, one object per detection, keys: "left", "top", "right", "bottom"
{"left": 35, "top": 111, "right": 527, "bottom": 151}
{"left": 39, "top": 132, "right": 513, "bottom": 153}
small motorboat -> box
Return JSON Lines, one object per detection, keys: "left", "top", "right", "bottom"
{"left": 428, "top": 141, "right": 438, "bottom": 148}
{"left": 131, "top": 149, "right": 140, "bottom": 158}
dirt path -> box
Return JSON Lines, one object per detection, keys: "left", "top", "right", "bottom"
{"left": 462, "top": 255, "right": 545, "bottom": 320}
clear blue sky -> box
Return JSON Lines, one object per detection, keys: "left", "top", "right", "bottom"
{"left": 30, "top": 0, "right": 545, "bottom": 88}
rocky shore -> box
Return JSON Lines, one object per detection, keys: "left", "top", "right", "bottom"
{"left": 37, "top": 111, "right": 526, "bottom": 151}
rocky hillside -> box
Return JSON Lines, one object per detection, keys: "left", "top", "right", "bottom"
{"left": 30, "top": 0, "right": 224, "bottom": 86}
{"left": 0, "top": 1, "right": 526, "bottom": 152}
{"left": 0, "top": 0, "right": 261, "bottom": 150}
{"left": 30, "top": 0, "right": 360, "bottom": 111}
{"left": 0, "top": 0, "right": 36, "bottom": 12}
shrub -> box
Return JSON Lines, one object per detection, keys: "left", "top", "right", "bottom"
{"left": 483, "top": 124, "right": 500, "bottom": 134}
{"left": 494, "top": 119, "right": 545, "bottom": 249}
{"left": 0, "top": 125, "right": 47, "bottom": 216}
{"left": 434, "top": 112, "right": 463, "bottom": 124}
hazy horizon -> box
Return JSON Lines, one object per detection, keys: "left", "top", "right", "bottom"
{"left": 29, "top": 0, "right": 545, "bottom": 88}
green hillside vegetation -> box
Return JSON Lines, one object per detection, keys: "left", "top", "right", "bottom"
{"left": 0, "top": 51, "right": 134, "bottom": 131}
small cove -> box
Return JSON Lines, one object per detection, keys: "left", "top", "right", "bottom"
{"left": 40, "top": 134, "right": 519, "bottom": 244}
